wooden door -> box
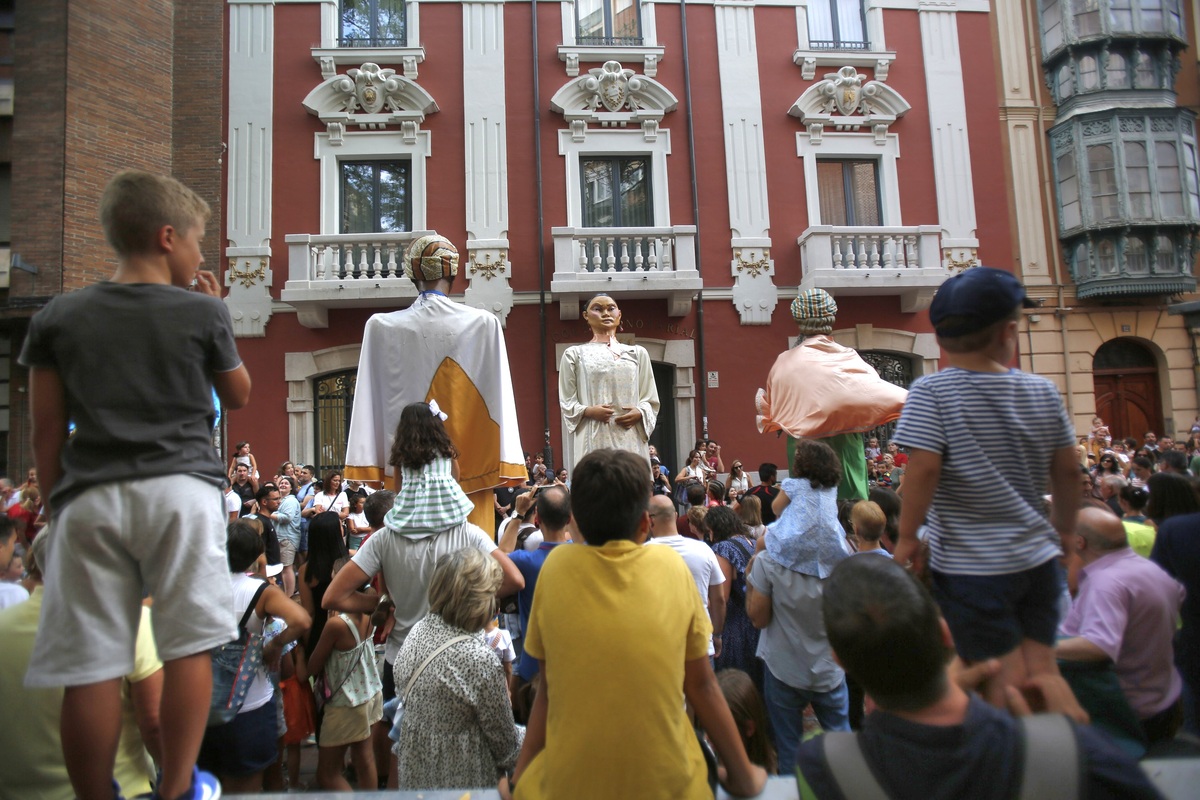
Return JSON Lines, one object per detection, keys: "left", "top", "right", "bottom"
{"left": 1093, "top": 371, "right": 1163, "bottom": 442}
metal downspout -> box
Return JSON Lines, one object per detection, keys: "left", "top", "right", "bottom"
{"left": 532, "top": 0, "right": 553, "bottom": 467}
{"left": 679, "top": 0, "right": 708, "bottom": 437}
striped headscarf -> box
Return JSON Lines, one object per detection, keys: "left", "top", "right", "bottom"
{"left": 790, "top": 288, "right": 838, "bottom": 335}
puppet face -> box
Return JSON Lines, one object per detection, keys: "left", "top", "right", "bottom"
{"left": 584, "top": 295, "right": 621, "bottom": 334}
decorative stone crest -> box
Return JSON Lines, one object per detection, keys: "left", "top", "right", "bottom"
{"left": 303, "top": 63, "right": 439, "bottom": 143}
{"left": 789, "top": 66, "right": 911, "bottom": 145}
{"left": 550, "top": 61, "right": 678, "bottom": 141}
{"left": 826, "top": 66, "right": 866, "bottom": 116}
{"left": 585, "top": 61, "right": 642, "bottom": 113}
{"left": 345, "top": 63, "right": 396, "bottom": 114}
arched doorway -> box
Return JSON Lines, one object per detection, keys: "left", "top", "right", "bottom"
{"left": 1092, "top": 338, "right": 1163, "bottom": 442}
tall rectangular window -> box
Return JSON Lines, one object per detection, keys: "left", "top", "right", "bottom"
{"left": 1124, "top": 142, "right": 1152, "bottom": 219}
{"left": 1087, "top": 144, "right": 1119, "bottom": 222}
{"left": 1057, "top": 152, "right": 1082, "bottom": 229}
{"left": 581, "top": 157, "right": 652, "bottom": 227}
{"left": 580, "top": 156, "right": 652, "bottom": 271}
{"left": 817, "top": 160, "right": 881, "bottom": 226}
{"left": 1073, "top": 0, "right": 1101, "bottom": 36}
{"left": 807, "top": 0, "right": 868, "bottom": 51}
{"left": 576, "top": 0, "right": 642, "bottom": 46}
{"left": 341, "top": 161, "right": 411, "bottom": 233}
{"left": 340, "top": 0, "right": 406, "bottom": 47}
{"left": 1041, "top": 0, "right": 1064, "bottom": 51}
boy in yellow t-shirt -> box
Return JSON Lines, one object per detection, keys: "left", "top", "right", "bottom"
{"left": 508, "top": 449, "right": 766, "bottom": 800}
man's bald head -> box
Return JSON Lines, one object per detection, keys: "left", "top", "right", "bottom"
{"left": 648, "top": 494, "right": 677, "bottom": 536}
{"left": 1077, "top": 505, "right": 1127, "bottom": 555}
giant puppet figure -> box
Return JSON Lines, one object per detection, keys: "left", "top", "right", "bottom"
{"left": 756, "top": 288, "right": 907, "bottom": 501}
{"left": 559, "top": 293, "right": 660, "bottom": 470}
{"left": 343, "top": 235, "right": 526, "bottom": 535}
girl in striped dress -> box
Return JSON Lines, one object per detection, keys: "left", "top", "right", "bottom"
{"left": 383, "top": 401, "right": 472, "bottom": 536}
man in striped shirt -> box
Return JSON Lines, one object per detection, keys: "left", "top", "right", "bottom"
{"left": 892, "top": 267, "right": 1080, "bottom": 709}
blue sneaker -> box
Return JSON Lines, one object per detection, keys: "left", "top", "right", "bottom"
{"left": 150, "top": 768, "right": 221, "bottom": 800}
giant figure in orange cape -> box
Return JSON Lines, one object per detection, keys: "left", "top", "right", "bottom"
{"left": 756, "top": 288, "right": 907, "bottom": 500}
{"left": 343, "top": 235, "right": 526, "bottom": 536}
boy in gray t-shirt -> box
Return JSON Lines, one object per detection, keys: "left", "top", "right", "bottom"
{"left": 18, "top": 171, "right": 252, "bottom": 800}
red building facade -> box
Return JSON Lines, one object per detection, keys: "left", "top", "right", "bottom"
{"left": 225, "top": 0, "right": 1010, "bottom": 478}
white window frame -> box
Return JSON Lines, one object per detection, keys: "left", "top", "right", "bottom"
{"left": 558, "top": 0, "right": 663, "bottom": 77}
{"left": 794, "top": 0, "right": 893, "bottom": 81}
{"left": 318, "top": 0, "right": 419, "bottom": 48}
{"left": 312, "top": 0, "right": 424, "bottom": 80}
{"left": 314, "top": 129, "right": 431, "bottom": 235}
{"left": 559, "top": 127, "right": 671, "bottom": 228}
{"left": 797, "top": 131, "right": 901, "bottom": 227}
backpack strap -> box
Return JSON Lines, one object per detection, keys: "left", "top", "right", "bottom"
{"left": 239, "top": 582, "right": 269, "bottom": 634}
{"left": 730, "top": 536, "right": 753, "bottom": 562}
{"left": 1018, "top": 714, "right": 1081, "bottom": 800}
{"left": 822, "top": 732, "right": 890, "bottom": 800}
{"left": 821, "top": 714, "right": 1081, "bottom": 800}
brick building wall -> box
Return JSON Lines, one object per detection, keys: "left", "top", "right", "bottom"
{"left": 62, "top": 0, "right": 174, "bottom": 292}
{"left": 173, "top": 0, "right": 225, "bottom": 270}
{"left": 11, "top": 0, "right": 67, "bottom": 302}
{"left": 4, "top": 0, "right": 226, "bottom": 476}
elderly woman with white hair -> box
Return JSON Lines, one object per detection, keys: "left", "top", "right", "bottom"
{"left": 392, "top": 547, "right": 523, "bottom": 789}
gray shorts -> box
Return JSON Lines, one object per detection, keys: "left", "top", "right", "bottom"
{"left": 26, "top": 474, "right": 236, "bottom": 687}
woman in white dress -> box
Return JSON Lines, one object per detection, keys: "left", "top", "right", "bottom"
{"left": 559, "top": 294, "right": 659, "bottom": 469}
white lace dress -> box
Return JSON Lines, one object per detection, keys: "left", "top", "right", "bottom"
{"left": 559, "top": 341, "right": 659, "bottom": 469}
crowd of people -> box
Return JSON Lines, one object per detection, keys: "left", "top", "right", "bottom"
{"left": 0, "top": 169, "right": 1194, "bottom": 800}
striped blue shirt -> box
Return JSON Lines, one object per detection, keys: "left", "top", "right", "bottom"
{"left": 893, "top": 368, "right": 1075, "bottom": 575}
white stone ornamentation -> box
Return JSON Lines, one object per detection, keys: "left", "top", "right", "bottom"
{"left": 302, "top": 62, "right": 439, "bottom": 143}
{"left": 730, "top": 247, "right": 777, "bottom": 326}
{"left": 789, "top": 66, "right": 911, "bottom": 145}
{"left": 463, "top": 247, "right": 514, "bottom": 323}
{"left": 550, "top": 61, "right": 678, "bottom": 141}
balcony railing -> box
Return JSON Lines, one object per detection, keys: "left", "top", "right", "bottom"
{"left": 808, "top": 39, "right": 870, "bottom": 51}
{"left": 338, "top": 36, "right": 407, "bottom": 48}
{"left": 797, "top": 225, "right": 948, "bottom": 312}
{"left": 282, "top": 231, "right": 431, "bottom": 328}
{"left": 550, "top": 225, "right": 703, "bottom": 318}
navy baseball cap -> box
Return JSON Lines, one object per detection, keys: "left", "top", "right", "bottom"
{"left": 929, "top": 267, "right": 1035, "bottom": 337}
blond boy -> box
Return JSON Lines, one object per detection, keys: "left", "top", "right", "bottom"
{"left": 21, "top": 171, "right": 251, "bottom": 800}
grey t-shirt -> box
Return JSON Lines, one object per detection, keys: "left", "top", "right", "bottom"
{"left": 351, "top": 520, "right": 497, "bottom": 663}
{"left": 747, "top": 553, "right": 844, "bottom": 692}
{"left": 19, "top": 282, "right": 242, "bottom": 508}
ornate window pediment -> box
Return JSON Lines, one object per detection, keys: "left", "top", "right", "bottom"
{"left": 788, "top": 66, "right": 910, "bottom": 145}
{"left": 550, "top": 60, "right": 677, "bottom": 142}
{"left": 302, "top": 62, "right": 438, "bottom": 145}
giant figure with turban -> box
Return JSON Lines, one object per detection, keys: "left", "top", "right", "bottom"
{"left": 756, "top": 289, "right": 907, "bottom": 501}
{"left": 343, "top": 235, "right": 526, "bottom": 535}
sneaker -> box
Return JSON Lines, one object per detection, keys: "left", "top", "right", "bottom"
{"left": 188, "top": 770, "right": 221, "bottom": 800}
{"left": 151, "top": 768, "right": 221, "bottom": 800}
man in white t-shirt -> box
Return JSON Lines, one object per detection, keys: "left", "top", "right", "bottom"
{"left": 646, "top": 494, "right": 725, "bottom": 656}
{"left": 223, "top": 488, "right": 240, "bottom": 522}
